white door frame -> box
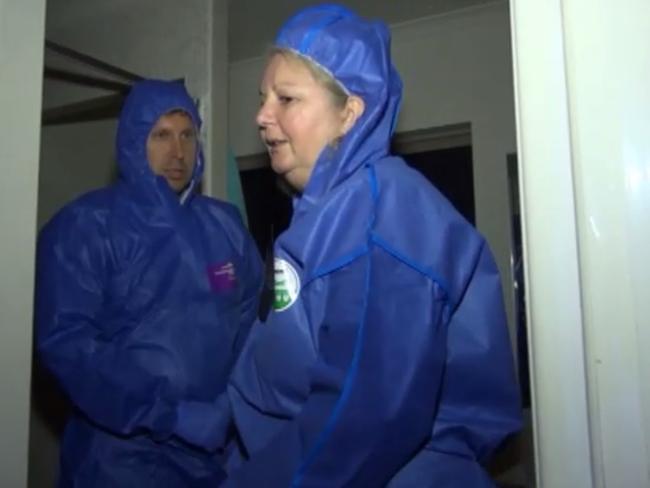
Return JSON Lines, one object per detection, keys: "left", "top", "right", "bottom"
{"left": 510, "top": 1, "right": 650, "bottom": 487}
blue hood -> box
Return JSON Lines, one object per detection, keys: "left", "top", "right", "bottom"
{"left": 116, "top": 79, "right": 204, "bottom": 201}
{"left": 275, "top": 4, "right": 403, "bottom": 202}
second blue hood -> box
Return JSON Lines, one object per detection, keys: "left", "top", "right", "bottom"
{"left": 116, "top": 79, "right": 204, "bottom": 201}
{"left": 274, "top": 4, "right": 403, "bottom": 201}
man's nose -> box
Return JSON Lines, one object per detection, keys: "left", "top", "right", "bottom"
{"left": 172, "top": 137, "right": 184, "bottom": 160}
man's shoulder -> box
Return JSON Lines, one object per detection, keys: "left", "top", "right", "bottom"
{"left": 41, "top": 187, "right": 114, "bottom": 236}
{"left": 193, "top": 194, "right": 243, "bottom": 223}
{"left": 194, "top": 194, "right": 238, "bottom": 212}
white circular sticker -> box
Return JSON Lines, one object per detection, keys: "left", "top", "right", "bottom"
{"left": 273, "top": 258, "right": 301, "bottom": 312}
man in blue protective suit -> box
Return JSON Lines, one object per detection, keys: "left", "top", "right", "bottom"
{"left": 224, "top": 4, "right": 522, "bottom": 487}
{"left": 35, "top": 79, "right": 263, "bottom": 487}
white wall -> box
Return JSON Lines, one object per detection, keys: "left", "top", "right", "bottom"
{"left": 0, "top": 0, "right": 46, "bottom": 487}
{"left": 32, "top": 2, "right": 227, "bottom": 485}
{"left": 229, "top": 2, "right": 518, "bottom": 341}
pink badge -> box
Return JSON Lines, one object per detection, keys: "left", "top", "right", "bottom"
{"left": 207, "top": 261, "right": 237, "bottom": 293}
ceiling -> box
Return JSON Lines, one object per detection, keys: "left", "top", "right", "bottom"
{"left": 228, "top": 0, "right": 497, "bottom": 61}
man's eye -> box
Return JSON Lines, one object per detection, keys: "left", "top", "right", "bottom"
{"left": 152, "top": 130, "right": 170, "bottom": 140}
{"left": 278, "top": 95, "right": 295, "bottom": 105}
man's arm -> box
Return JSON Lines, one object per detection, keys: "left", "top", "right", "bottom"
{"left": 35, "top": 210, "right": 228, "bottom": 451}
{"left": 230, "top": 207, "right": 264, "bottom": 356}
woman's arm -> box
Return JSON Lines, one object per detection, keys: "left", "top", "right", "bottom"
{"left": 388, "top": 242, "right": 522, "bottom": 487}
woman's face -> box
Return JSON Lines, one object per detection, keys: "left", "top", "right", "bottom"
{"left": 256, "top": 54, "right": 349, "bottom": 192}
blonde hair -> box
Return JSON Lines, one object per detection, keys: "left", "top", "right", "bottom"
{"left": 269, "top": 47, "right": 349, "bottom": 110}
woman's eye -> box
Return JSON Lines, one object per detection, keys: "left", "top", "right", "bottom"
{"left": 278, "top": 95, "right": 294, "bottom": 105}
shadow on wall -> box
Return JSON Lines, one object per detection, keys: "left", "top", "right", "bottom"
{"left": 29, "top": 356, "right": 69, "bottom": 486}
{"left": 31, "top": 357, "right": 68, "bottom": 432}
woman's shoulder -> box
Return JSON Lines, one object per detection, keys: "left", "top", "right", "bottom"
{"left": 370, "top": 157, "right": 485, "bottom": 298}
{"left": 373, "top": 157, "right": 469, "bottom": 225}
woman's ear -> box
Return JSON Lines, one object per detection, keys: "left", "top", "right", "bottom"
{"left": 340, "top": 95, "right": 365, "bottom": 136}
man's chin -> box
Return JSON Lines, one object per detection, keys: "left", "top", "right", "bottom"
{"left": 166, "top": 179, "right": 191, "bottom": 194}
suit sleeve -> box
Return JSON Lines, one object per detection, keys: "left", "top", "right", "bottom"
{"left": 35, "top": 213, "right": 230, "bottom": 451}
{"left": 232, "top": 209, "right": 264, "bottom": 356}
{"left": 388, "top": 242, "right": 523, "bottom": 487}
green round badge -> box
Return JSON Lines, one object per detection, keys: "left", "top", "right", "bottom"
{"left": 273, "top": 258, "right": 301, "bottom": 311}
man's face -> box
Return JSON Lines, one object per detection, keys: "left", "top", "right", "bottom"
{"left": 146, "top": 111, "right": 198, "bottom": 193}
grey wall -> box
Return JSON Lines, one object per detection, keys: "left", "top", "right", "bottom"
{"left": 0, "top": 0, "right": 46, "bottom": 487}
{"left": 37, "top": 120, "right": 118, "bottom": 226}
{"left": 228, "top": 0, "right": 495, "bottom": 62}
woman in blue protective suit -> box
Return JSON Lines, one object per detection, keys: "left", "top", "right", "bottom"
{"left": 225, "top": 4, "right": 522, "bottom": 487}
{"left": 35, "top": 80, "right": 263, "bottom": 486}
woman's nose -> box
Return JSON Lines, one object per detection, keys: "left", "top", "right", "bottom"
{"left": 256, "top": 101, "right": 273, "bottom": 128}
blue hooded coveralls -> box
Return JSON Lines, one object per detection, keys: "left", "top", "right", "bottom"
{"left": 35, "top": 80, "right": 263, "bottom": 487}
{"left": 226, "top": 5, "right": 522, "bottom": 487}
